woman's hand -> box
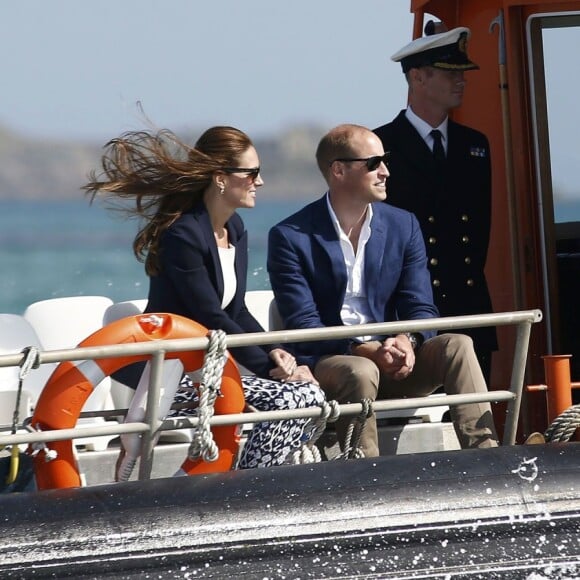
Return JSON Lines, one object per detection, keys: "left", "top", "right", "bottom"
{"left": 288, "top": 364, "right": 319, "bottom": 385}
{"left": 268, "top": 348, "right": 318, "bottom": 385}
{"left": 268, "top": 348, "right": 298, "bottom": 381}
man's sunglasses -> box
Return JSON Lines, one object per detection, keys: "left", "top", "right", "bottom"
{"left": 331, "top": 153, "right": 390, "bottom": 172}
{"left": 222, "top": 167, "right": 261, "bottom": 180}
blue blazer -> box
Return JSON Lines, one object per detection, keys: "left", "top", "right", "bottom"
{"left": 267, "top": 195, "right": 439, "bottom": 368}
{"left": 146, "top": 201, "right": 278, "bottom": 378}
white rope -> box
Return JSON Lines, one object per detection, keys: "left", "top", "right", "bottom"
{"left": 23, "top": 420, "right": 58, "bottom": 461}
{"left": 288, "top": 399, "right": 340, "bottom": 465}
{"left": 10, "top": 348, "right": 54, "bottom": 463}
{"left": 18, "top": 346, "right": 40, "bottom": 380}
{"left": 187, "top": 330, "right": 227, "bottom": 463}
{"left": 1, "top": 347, "right": 41, "bottom": 485}
{"left": 9, "top": 346, "right": 40, "bottom": 436}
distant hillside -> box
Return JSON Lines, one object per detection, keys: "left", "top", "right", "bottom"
{"left": 0, "top": 125, "right": 327, "bottom": 200}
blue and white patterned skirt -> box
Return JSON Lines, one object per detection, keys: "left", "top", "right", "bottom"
{"left": 169, "top": 375, "right": 326, "bottom": 469}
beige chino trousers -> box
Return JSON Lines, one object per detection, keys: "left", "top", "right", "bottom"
{"left": 314, "top": 333, "right": 499, "bottom": 457}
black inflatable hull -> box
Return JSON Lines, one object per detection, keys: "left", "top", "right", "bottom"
{"left": 1, "top": 444, "right": 579, "bottom": 578}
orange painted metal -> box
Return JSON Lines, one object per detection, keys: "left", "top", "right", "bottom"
{"left": 542, "top": 355, "right": 573, "bottom": 424}
{"left": 403, "top": 0, "right": 580, "bottom": 434}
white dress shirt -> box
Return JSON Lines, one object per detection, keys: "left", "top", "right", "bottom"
{"left": 405, "top": 106, "right": 448, "bottom": 154}
{"left": 326, "top": 193, "right": 379, "bottom": 341}
{"left": 218, "top": 245, "right": 237, "bottom": 309}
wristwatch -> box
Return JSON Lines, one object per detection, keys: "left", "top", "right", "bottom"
{"left": 404, "top": 332, "right": 420, "bottom": 351}
{"left": 348, "top": 339, "right": 364, "bottom": 354}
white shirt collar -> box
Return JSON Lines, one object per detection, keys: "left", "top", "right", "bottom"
{"left": 405, "top": 106, "right": 448, "bottom": 148}
{"left": 325, "top": 192, "right": 374, "bottom": 241}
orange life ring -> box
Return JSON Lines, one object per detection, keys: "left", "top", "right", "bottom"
{"left": 29, "top": 313, "right": 244, "bottom": 490}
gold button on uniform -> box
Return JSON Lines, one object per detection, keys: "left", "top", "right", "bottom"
{"left": 461, "top": 235, "right": 469, "bottom": 243}
{"left": 429, "top": 237, "right": 437, "bottom": 244}
{"left": 428, "top": 216, "right": 435, "bottom": 223}
{"left": 461, "top": 214, "right": 469, "bottom": 222}
{"left": 466, "top": 279, "right": 474, "bottom": 286}
{"left": 430, "top": 258, "right": 438, "bottom": 266}
{"left": 433, "top": 279, "right": 440, "bottom": 287}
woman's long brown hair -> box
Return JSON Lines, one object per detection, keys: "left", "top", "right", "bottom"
{"left": 84, "top": 126, "right": 253, "bottom": 275}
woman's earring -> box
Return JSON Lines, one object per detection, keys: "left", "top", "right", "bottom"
{"left": 219, "top": 185, "right": 225, "bottom": 195}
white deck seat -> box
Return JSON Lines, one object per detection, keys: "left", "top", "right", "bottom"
{"left": 0, "top": 313, "right": 55, "bottom": 406}
{"left": 102, "top": 299, "right": 148, "bottom": 326}
{"left": 0, "top": 314, "right": 55, "bottom": 441}
{"left": 244, "top": 290, "right": 282, "bottom": 331}
{"left": 23, "top": 296, "right": 117, "bottom": 451}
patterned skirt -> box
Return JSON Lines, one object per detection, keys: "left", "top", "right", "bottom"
{"left": 169, "top": 375, "right": 326, "bottom": 469}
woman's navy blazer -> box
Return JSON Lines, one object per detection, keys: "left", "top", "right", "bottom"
{"left": 146, "top": 201, "right": 277, "bottom": 378}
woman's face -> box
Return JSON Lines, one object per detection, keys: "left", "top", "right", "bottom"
{"left": 222, "top": 146, "right": 264, "bottom": 209}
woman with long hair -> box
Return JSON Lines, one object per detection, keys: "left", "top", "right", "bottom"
{"left": 85, "top": 125, "right": 325, "bottom": 475}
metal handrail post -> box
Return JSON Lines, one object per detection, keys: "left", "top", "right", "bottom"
{"left": 138, "top": 350, "right": 166, "bottom": 480}
{"left": 503, "top": 320, "right": 533, "bottom": 445}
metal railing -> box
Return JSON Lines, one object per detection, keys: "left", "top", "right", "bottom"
{"left": 0, "top": 309, "right": 542, "bottom": 480}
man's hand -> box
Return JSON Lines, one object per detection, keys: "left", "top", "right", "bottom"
{"left": 351, "top": 335, "right": 415, "bottom": 380}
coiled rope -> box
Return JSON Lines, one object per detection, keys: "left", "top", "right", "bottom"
{"left": 3, "top": 346, "right": 40, "bottom": 484}
{"left": 337, "top": 398, "right": 373, "bottom": 460}
{"left": 187, "top": 329, "right": 227, "bottom": 463}
{"left": 288, "top": 399, "right": 340, "bottom": 464}
{"left": 544, "top": 404, "right": 580, "bottom": 443}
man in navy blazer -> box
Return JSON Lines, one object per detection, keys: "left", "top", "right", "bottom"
{"left": 268, "top": 124, "right": 498, "bottom": 457}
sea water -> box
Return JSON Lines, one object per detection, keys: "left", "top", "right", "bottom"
{"left": 0, "top": 198, "right": 306, "bottom": 315}
{"left": 4, "top": 197, "right": 578, "bottom": 316}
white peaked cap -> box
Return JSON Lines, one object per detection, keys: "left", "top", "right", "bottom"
{"left": 391, "top": 27, "right": 478, "bottom": 73}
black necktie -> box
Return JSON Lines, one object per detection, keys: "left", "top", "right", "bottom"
{"left": 430, "top": 129, "right": 445, "bottom": 162}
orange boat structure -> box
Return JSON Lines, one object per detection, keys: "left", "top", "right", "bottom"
{"left": 409, "top": 0, "right": 580, "bottom": 435}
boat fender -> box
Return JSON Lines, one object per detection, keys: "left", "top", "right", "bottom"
{"left": 29, "top": 313, "right": 244, "bottom": 490}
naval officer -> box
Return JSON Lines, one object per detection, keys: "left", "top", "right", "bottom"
{"left": 374, "top": 25, "right": 497, "bottom": 381}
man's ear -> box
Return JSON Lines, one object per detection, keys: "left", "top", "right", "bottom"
{"left": 329, "top": 160, "right": 344, "bottom": 179}
{"left": 409, "top": 67, "right": 423, "bottom": 85}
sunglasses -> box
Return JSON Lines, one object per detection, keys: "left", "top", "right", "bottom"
{"left": 222, "top": 167, "right": 261, "bottom": 180}
{"left": 332, "top": 153, "right": 390, "bottom": 172}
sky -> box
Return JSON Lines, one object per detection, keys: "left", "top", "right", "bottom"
{"left": 1, "top": 1, "right": 577, "bottom": 202}
{"left": 1, "top": 0, "right": 414, "bottom": 141}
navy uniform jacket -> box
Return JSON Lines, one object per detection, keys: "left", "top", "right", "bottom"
{"left": 267, "top": 195, "right": 439, "bottom": 369}
{"left": 145, "top": 201, "right": 279, "bottom": 378}
{"left": 374, "top": 111, "right": 498, "bottom": 353}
